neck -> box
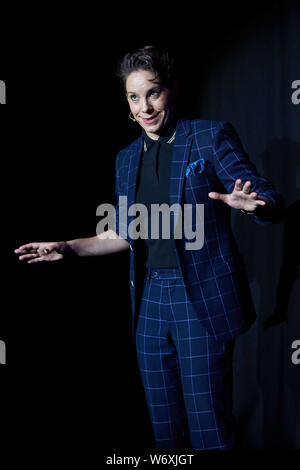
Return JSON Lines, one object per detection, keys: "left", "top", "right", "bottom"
{"left": 144, "top": 116, "right": 177, "bottom": 141}
{"left": 145, "top": 131, "right": 159, "bottom": 141}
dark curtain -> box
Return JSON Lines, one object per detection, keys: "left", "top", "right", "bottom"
{"left": 191, "top": 4, "right": 300, "bottom": 449}
{"left": 4, "top": 0, "right": 299, "bottom": 462}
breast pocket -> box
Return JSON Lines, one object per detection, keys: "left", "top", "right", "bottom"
{"left": 184, "top": 174, "right": 210, "bottom": 206}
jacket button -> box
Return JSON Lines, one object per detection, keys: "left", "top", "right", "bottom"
{"left": 131, "top": 280, "right": 135, "bottom": 287}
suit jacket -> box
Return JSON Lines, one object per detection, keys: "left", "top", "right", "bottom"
{"left": 114, "top": 119, "right": 285, "bottom": 342}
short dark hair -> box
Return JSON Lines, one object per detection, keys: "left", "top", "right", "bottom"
{"left": 116, "top": 45, "right": 176, "bottom": 90}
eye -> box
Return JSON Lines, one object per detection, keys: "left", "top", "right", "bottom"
{"left": 150, "top": 89, "right": 161, "bottom": 97}
{"left": 129, "top": 94, "right": 138, "bottom": 102}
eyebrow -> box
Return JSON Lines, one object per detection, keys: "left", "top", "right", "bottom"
{"left": 126, "top": 85, "right": 162, "bottom": 95}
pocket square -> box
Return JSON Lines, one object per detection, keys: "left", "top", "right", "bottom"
{"left": 186, "top": 158, "right": 206, "bottom": 177}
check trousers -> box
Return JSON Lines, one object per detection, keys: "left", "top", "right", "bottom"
{"left": 135, "top": 268, "right": 236, "bottom": 450}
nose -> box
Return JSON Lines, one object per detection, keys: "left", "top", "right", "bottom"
{"left": 141, "top": 97, "right": 153, "bottom": 114}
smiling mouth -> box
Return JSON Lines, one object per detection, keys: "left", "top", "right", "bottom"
{"left": 141, "top": 114, "right": 159, "bottom": 124}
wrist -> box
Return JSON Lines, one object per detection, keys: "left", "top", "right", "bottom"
{"left": 241, "top": 197, "right": 273, "bottom": 218}
{"left": 241, "top": 209, "right": 257, "bottom": 215}
{"left": 58, "top": 241, "right": 76, "bottom": 256}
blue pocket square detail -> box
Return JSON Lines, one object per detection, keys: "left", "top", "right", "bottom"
{"left": 186, "top": 158, "right": 206, "bottom": 177}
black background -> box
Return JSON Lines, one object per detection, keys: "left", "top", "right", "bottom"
{"left": 2, "top": 0, "right": 300, "bottom": 465}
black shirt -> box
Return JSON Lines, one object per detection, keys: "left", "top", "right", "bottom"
{"left": 135, "top": 122, "right": 179, "bottom": 268}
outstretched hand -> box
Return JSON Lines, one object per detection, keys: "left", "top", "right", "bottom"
{"left": 208, "top": 179, "right": 267, "bottom": 212}
{"left": 15, "top": 242, "right": 65, "bottom": 263}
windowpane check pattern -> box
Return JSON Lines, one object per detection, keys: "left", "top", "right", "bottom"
{"left": 135, "top": 268, "right": 236, "bottom": 450}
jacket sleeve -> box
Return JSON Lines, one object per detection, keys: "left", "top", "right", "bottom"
{"left": 114, "top": 151, "right": 128, "bottom": 239}
{"left": 212, "top": 121, "right": 285, "bottom": 224}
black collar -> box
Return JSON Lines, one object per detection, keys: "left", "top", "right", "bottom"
{"left": 142, "top": 120, "right": 177, "bottom": 152}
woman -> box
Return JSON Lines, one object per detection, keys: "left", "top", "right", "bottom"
{"left": 15, "top": 45, "right": 284, "bottom": 450}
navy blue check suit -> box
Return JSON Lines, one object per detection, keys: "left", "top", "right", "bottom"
{"left": 114, "top": 119, "right": 284, "bottom": 449}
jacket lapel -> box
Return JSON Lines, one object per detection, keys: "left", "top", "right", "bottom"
{"left": 127, "top": 135, "right": 143, "bottom": 212}
{"left": 169, "top": 118, "right": 193, "bottom": 208}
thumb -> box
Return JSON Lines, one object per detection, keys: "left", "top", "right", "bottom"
{"left": 208, "top": 192, "right": 226, "bottom": 201}
{"left": 38, "top": 247, "right": 49, "bottom": 256}
{"left": 42, "top": 246, "right": 54, "bottom": 255}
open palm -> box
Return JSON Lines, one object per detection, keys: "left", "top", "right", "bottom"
{"left": 208, "top": 179, "right": 267, "bottom": 212}
{"left": 15, "top": 242, "right": 64, "bottom": 264}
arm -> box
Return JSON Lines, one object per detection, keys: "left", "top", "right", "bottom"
{"left": 209, "top": 121, "right": 285, "bottom": 223}
{"left": 67, "top": 231, "right": 129, "bottom": 256}
{"left": 15, "top": 231, "right": 130, "bottom": 264}
{"left": 15, "top": 149, "right": 131, "bottom": 263}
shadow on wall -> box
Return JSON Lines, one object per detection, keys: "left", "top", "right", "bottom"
{"left": 264, "top": 199, "right": 300, "bottom": 329}
{"left": 232, "top": 137, "right": 300, "bottom": 449}
{"left": 260, "top": 138, "right": 300, "bottom": 450}
{"left": 260, "top": 137, "right": 300, "bottom": 332}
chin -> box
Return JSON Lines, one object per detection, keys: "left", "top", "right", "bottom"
{"left": 142, "top": 122, "right": 160, "bottom": 132}
{"left": 148, "top": 118, "right": 165, "bottom": 132}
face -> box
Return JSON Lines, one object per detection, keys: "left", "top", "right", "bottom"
{"left": 126, "top": 70, "right": 176, "bottom": 140}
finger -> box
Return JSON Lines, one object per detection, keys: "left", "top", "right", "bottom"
{"left": 15, "top": 243, "right": 38, "bottom": 252}
{"left": 15, "top": 243, "right": 41, "bottom": 253}
{"left": 15, "top": 247, "right": 31, "bottom": 253}
{"left": 242, "top": 181, "right": 252, "bottom": 194}
{"left": 234, "top": 179, "right": 242, "bottom": 191}
{"left": 255, "top": 200, "right": 266, "bottom": 206}
{"left": 208, "top": 192, "right": 228, "bottom": 201}
{"left": 18, "top": 253, "right": 40, "bottom": 261}
{"left": 27, "top": 257, "right": 45, "bottom": 264}
{"left": 244, "top": 200, "right": 266, "bottom": 211}
{"left": 15, "top": 248, "right": 37, "bottom": 253}
{"left": 249, "top": 192, "right": 258, "bottom": 199}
